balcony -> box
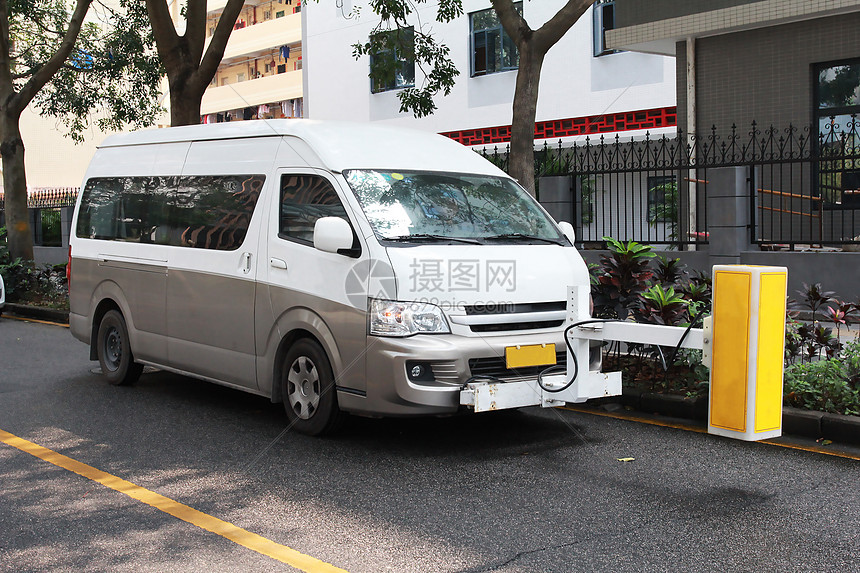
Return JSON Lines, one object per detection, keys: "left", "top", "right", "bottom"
{"left": 201, "top": 69, "right": 302, "bottom": 115}
{"left": 209, "top": 11, "right": 301, "bottom": 62}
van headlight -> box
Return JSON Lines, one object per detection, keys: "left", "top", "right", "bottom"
{"left": 369, "top": 299, "right": 450, "bottom": 337}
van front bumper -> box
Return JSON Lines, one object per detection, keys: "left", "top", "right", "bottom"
{"left": 356, "top": 331, "right": 566, "bottom": 417}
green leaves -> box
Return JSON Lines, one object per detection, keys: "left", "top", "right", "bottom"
{"left": 639, "top": 285, "right": 689, "bottom": 327}
{"left": 352, "top": 0, "right": 462, "bottom": 118}
{"left": 603, "top": 237, "right": 656, "bottom": 261}
{"left": 17, "top": 0, "right": 164, "bottom": 142}
{"left": 784, "top": 359, "right": 860, "bottom": 416}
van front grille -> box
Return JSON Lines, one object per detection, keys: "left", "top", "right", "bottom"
{"left": 429, "top": 361, "right": 460, "bottom": 385}
{"left": 469, "top": 350, "right": 567, "bottom": 380}
{"left": 470, "top": 320, "right": 564, "bottom": 333}
{"left": 461, "top": 301, "right": 567, "bottom": 333}
{"left": 465, "top": 302, "right": 566, "bottom": 315}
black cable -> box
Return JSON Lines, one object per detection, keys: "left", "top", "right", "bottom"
{"left": 655, "top": 344, "right": 667, "bottom": 371}
{"left": 538, "top": 319, "right": 615, "bottom": 393}
{"left": 663, "top": 313, "right": 706, "bottom": 381}
{"left": 536, "top": 364, "right": 567, "bottom": 391}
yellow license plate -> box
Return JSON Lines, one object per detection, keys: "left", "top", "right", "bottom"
{"left": 505, "top": 344, "right": 556, "bottom": 369}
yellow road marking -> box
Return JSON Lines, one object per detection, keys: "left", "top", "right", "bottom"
{"left": 758, "top": 438, "right": 860, "bottom": 460}
{"left": 0, "top": 429, "right": 348, "bottom": 572}
{"left": 561, "top": 405, "right": 707, "bottom": 434}
{"left": 3, "top": 314, "right": 69, "bottom": 328}
{"left": 561, "top": 406, "right": 860, "bottom": 461}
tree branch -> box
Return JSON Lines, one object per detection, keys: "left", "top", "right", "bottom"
{"left": 196, "top": 0, "right": 244, "bottom": 85}
{"left": 12, "top": 0, "right": 93, "bottom": 114}
{"left": 491, "top": 0, "right": 530, "bottom": 46}
{"left": 185, "top": 0, "right": 207, "bottom": 65}
{"left": 0, "top": 0, "right": 13, "bottom": 101}
{"left": 533, "top": 0, "right": 590, "bottom": 53}
{"left": 145, "top": 0, "right": 180, "bottom": 67}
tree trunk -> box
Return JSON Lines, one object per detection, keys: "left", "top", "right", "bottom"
{"left": 146, "top": 0, "right": 245, "bottom": 128}
{"left": 0, "top": 111, "right": 33, "bottom": 261}
{"left": 169, "top": 78, "right": 204, "bottom": 126}
{"left": 509, "top": 44, "right": 544, "bottom": 196}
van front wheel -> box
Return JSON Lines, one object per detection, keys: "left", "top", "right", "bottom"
{"left": 97, "top": 310, "right": 143, "bottom": 386}
{"left": 281, "top": 339, "right": 342, "bottom": 435}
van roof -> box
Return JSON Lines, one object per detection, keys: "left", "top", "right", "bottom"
{"left": 98, "top": 119, "right": 506, "bottom": 177}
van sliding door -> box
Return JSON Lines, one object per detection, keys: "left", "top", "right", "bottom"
{"left": 166, "top": 138, "right": 277, "bottom": 389}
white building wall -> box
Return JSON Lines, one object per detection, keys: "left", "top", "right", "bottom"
{"left": 304, "top": 0, "right": 676, "bottom": 142}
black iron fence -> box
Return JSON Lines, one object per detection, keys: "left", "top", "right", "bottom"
{"left": 483, "top": 116, "right": 860, "bottom": 249}
{"left": 0, "top": 187, "right": 78, "bottom": 247}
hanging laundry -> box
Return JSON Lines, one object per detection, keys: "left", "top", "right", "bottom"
{"left": 258, "top": 104, "right": 269, "bottom": 116}
{"left": 279, "top": 45, "right": 290, "bottom": 60}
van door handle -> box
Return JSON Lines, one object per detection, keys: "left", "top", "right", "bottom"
{"left": 270, "top": 257, "right": 287, "bottom": 270}
{"left": 241, "top": 252, "right": 252, "bottom": 273}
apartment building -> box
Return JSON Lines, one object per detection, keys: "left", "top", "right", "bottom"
{"left": 607, "top": 0, "right": 860, "bottom": 135}
{"left": 303, "top": 0, "right": 677, "bottom": 147}
{"left": 202, "top": 0, "right": 304, "bottom": 122}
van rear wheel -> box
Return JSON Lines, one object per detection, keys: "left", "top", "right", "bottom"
{"left": 97, "top": 310, "right": 143, "bottom": 386}
{"left": 281, "top": 339, "right": 342, "bottom": 436}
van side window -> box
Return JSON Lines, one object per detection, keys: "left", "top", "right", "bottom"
{"left": 76, "top": 175, "right": 264, "bottom": 251}
{"left": 173, "top": 175, "right": 265, "bottom": 250}
{"left": 279, "top": 174, "right": 349, "bottom": 244}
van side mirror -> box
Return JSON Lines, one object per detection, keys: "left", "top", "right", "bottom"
{"left": 558, "top": 221, "right": 576, "bottom": 245}
{"left": 314, "top": 217, "right": 354, "bottom": 254}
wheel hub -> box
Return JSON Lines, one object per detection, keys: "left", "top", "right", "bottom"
{"left": 287, "top": 356, "right": 320, "bottom": 420}
{"left": 105, "top": 328, "right": 121, "bottom": 370}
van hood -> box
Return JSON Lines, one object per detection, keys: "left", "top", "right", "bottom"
{"left": 382, "top": 244, "right": 588, "bottom": 314}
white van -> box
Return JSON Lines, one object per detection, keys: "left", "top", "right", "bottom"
{"left": 69, "top": 120, "right": 592, "bottom": 434}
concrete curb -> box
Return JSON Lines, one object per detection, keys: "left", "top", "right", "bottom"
{"left": 607, "top": 388, "right": 860, "bottom": 446}
{"left": 3, "top": 303, "right": 69, "bottom": 324}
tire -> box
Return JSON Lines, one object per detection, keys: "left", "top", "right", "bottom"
{"left": 96, "top": 310, "right": 143, "bottom": 386}
{"left": 281, "top": 338, "right": 342, "bottom": 436}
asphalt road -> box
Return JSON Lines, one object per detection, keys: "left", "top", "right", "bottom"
{"left": 1, "top": 317, "right": 859, "bottom": 572}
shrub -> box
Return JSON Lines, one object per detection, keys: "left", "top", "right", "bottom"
{"left": 783, "top": 360, "right": 860, "bottom": 415}
{"left": 591, "top": 237, "right": 655, "bottom": 319}
{"left": 0, "top": 226, "right": 68, "bottom": 309}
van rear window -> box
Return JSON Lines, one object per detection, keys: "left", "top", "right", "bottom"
{"left": 76, "top": 175, "right": 264, "bottom": 251}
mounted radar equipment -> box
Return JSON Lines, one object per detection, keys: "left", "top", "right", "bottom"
{"left": 460, "top": 265, "right": 788, "bottom": 442}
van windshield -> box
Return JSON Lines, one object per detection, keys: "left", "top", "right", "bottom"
{"left": 344, "top": 170, "right": 563, "bottom": 244}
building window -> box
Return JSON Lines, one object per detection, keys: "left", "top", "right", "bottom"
{"left": 470, "top": 2, "right": 520, "bottom": 77}
{"left": 237, "top": 72, "right": 245, "bottom": 83}
{"left": 264, "top": 10, "right": 271, "bottom": 20}
{"left": 276, "top": 10, "right": 285, "bottom": 18}
{"left": 370, "top": 27, "right": 415, "bottom": 93}
{"left": 647, "top": 175, "right": 678, "bottom": 224}
{"left": 593, "top": 0, "right": 618, "bottom": 57}
{"left": 815, "top": 59, "right": 860, "bottom": 206}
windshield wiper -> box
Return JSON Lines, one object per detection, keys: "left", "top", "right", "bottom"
{"left": 383, "top": 234, "right": 481, "bottom": 244}
{"left": 483, "top": 233, "right": 563, "bottom": 245}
